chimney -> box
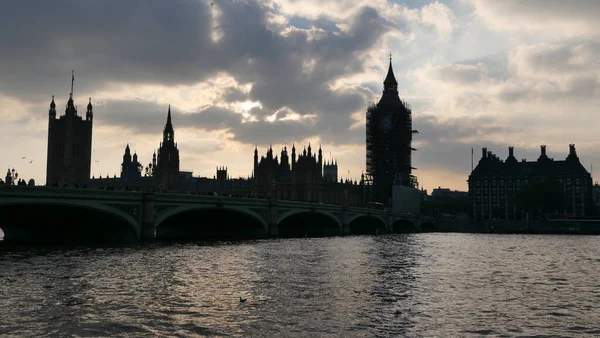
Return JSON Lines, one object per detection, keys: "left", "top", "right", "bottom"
{"left": 487, "top": 151, "right": 492, "bottom": 159}
{"left": 569, "top": 144, "right": 576, "bottom": 156}
{"left": 482, "top": 147, "right": 487, "bottom": 159}
{"left": 509, "top": 146, "right": 514, "bottom": 157}
{"left": 541, "top": 145, "right": 546, "bottom": 157}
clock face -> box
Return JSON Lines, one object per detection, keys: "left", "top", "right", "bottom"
{"left": 380, "top": 115, "right": 392, "bottom": 130}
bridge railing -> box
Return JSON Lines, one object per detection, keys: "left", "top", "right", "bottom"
{"left": 0, "top": 185, "right": 143, "bottom": 198}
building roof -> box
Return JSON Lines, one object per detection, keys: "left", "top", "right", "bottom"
{"left": 470, "top": 146, "right": 589, "bottom": 178}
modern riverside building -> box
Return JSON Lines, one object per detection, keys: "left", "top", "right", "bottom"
{"left": 46, "top": 72, "right": 93, "bottom": 186}
{"left": 468, "top": 144, "right": 593, "bottom": 219}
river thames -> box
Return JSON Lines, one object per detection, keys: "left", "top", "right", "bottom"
{"left": 1, "top": 234, "right": 599, "bottom": 337}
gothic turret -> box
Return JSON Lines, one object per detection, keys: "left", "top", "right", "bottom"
{"left": 86, "top": 97, "right": 93, "bottom": 122}
{"left": 123, "top": 144, "right": 131, "bottom": 163}
{"left": 49, "top": 95, "right": 56, "bottom": 119}
{"left": 155, "top": 105, "right": 180, "bottom": 189}
{"left": 163, "top": 104, "right": 174, "bottom": 143}
{"left": 291, "top": 143, "right": 296, "bottom": 170}
{"left": 254, "top": 145, "right": 259, "bottom": 176}
{"left": 318, "top": 145, "right": 323, "bottom": 166}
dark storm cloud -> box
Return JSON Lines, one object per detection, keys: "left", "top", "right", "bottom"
{"left": 95, "top": 97, "right": 364, "bottom": 146}
{"left": 93, "top": 100, "right": 169, "bottom": 134}
{"left": 1, "top": 0, "right": 395, "bottom": 148}
{"left": 96, "top": 100, "right": 242, "bottom": 135}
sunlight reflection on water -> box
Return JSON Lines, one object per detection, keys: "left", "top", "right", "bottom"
{"left": 1, "top": 234, "right": 600, "bottom": 337}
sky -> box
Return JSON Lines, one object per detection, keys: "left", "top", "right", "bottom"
{"left": 1, "top": 0, "right": 599, "bottom": 192}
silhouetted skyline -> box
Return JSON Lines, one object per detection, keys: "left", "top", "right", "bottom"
{"left": 1, "top": 0, "right": 599, "bottom": 191}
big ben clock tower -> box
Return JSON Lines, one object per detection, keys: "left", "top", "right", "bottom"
{"left": 365, "top": 56, "right": 417, "bottom": 205}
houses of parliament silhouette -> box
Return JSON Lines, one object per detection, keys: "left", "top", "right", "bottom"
{"left": 46, "top": 61, "right": 419, "bottom": 206}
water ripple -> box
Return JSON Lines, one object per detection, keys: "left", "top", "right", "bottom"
{"left": 1, "top": 234, "right": 600, "bottom": 336}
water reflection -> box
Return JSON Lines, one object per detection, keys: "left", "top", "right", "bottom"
{"left": 1, "top": 235, "right": 600, "bottom": 337}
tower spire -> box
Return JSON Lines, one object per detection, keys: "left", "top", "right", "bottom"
{"left": 70, "top": 70, "right": 74, "bottom": 99}
{"left": 383, "top": 55, "right": 397, "bottom": 90}
{"left": 163, "top": 105, "right": 174, "bottom": 143}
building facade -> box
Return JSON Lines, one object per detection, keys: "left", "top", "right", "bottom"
{"left": 468, "top": 145, "right": 593, "bottom": 219}
{"left": 46, "top": 73, "right": 93, "bottom": 186}
{"left": 253, "top": 144, "right": 364, "bottom": 205}
{"left": 323, "top": 159, "right": 338, "bottom": 182}
{"left": 366, "top": 57, "right": 417, "bottom": 205}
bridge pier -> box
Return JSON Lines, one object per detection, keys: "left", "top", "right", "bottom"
{"left": 342, "top": 207, "right": 350, "bottom": 235}
{"left": 141, "top": 193, "right": 156, "bottom": 240}
{"left": 267, "top": 199, "right": 279, "bottom": 237}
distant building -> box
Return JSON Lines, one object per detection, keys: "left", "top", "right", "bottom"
{"left": 323, "top": 159, "right": 338, "bottom": 182}
{"left": 592, "top": 184, "right": 600, "bottom": 210}
{"left": 253, "top": 144, "right": 364, "bottom": 205}
{"left": 46, "top": 73, "right": 93, "bottom": 186}
{"left": 366, "top": 56, "right": 417, "bottom": 205}
{"left": 216, "top": 166, "right": 228, "bottom": 181}
{"left": 120, "top": 144, "right": 142, "bottom": 182}
{"left": 468, "top": 145, "right": 592, "bottom": 219}
{"left": 86, "top": 105, "right": 252, "bottom": 195}
{"left": 392, "top": 184, "right": 422, "bottom": 214}
{"left": 154, "top": 105, "right": 180, "bottom": 189}
{"left": 431, "top": 187, "right": 468, "bottom": 199}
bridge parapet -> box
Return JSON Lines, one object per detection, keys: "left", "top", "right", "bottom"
{"left": 0, "top": 185, "right": 142, "bottom": 200}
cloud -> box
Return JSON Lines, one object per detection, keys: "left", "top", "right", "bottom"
{"left": 414, "top": 62, "right": 494, "bottom": 86}
{"left": 466, "top": 0, "right": 600, "bottom": 37}
{"left": 420, "top": 1, "right": 455, "bottom": 37}
{"left": 1, "top": 0, "right": 391, "bottom": 146}
{"left": 4, "top": 0, "right": 600, "bottom": 193}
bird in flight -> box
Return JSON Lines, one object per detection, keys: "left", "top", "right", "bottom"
{"left": 21, "top": 157, "right": 26, "bottom": 159}
{"left": 95, "top": 160, "right": 100, "bottom": 162}
{"left": 29, "top": 160, "right": 33, "bottom": 163}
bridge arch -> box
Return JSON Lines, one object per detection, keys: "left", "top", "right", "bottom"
{"left": 420, "top": 221, "right": 436, "bottom": 232}
{"left": 392, "top": 218, "right": 416, "bottom": 233}
{"left": 0, "top": 200, "right": 140, "bottom": 242}
{"left": 348, "top": 214, "right": 387, "bottom": 235}
{"left": 155, "top": 205, "right": 268, "bottom": 240}
{"left": 277, "top": 209, "right": 342, "bottom": 237}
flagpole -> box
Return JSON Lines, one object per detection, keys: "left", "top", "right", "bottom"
{"left": 471, "top": 147, "right": 474, "bottom": 172}
{"left": 70, "top": 70, "right": 74, "bottom": 98}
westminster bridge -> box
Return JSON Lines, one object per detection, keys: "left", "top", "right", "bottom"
{"left": 0, "top": 185, "right": 436, "bottom": 242}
